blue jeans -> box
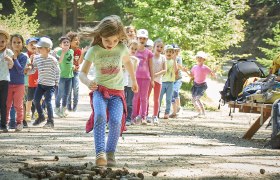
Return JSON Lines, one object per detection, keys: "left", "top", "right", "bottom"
{"left": 172, "top": 79, "right": 182, "bottom": 103}
{"left": 92, "top": 91, "right": 123, "bottom": 155}
{"left": 34, "top": 84, "right": 55, "bottom": 121}
{"left": 124, "top": 86, "right": 134, "bottom": 122}
{"left": 68, "top": 72, "right": 79, "bottom": 108}
{"left": 160, "top": 82, "right": 174, "bottom": 114}
{"left": 55, "top": 78, "right": 72, "bottom": 108}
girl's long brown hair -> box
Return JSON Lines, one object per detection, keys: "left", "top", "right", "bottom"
{"left": 79, "top": 15, "right": 128, "bottom": 47}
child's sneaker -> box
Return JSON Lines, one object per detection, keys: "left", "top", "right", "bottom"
{"left": 96, "top": 152, "right": 107, "bottom": 167}
{"left": 33, "top": 116, "right": 46, "bottom": 126}
{"left": 15, "top": 123, "right": 23, "bottom": 132}
{"left": 141, "top": 119, "right": 147, "bottom": 125}
{"left": 25, "top": 113, "right": 31, "bottom": 122}
{"left": 131, "top": 120, "right": 136, "bottom": 125}
{"left": 9, "top": 121, "right": 16, "bottom": 129}
{"left": 61, "top": 107, "right": 68, "bottom": 117}
{"left": 169, "top": 113, "right": 177, "bottom": 118}
{"left": 153, "top": 116, "right": 159, "bottom": 125}
{"left": 54, "top": 107, "right": 61, "bottom": 117}
{"left": 125, "top": 121, "right": 132, "bottom": 126}
{"left": 106, "top": 152, "right": 116, "bottom": 167}
{"left": 163, "top": 114, "right": 169, "bottom": 119}
{"left": 134, "top": 116, "right": 142, "bottom": 125}
{"left": 146, "top": 116, "right": 152, "bottom": 123}
{"left": 43, "top": 121, "right": 54, "bottom": 129}
{"left": 1, "top": 125, "right": 8, "bottom": 133}
{"left": 34, "top": 112, "right": 39, "bottom": 120}
{"left": 23, "top": 120, "right": 28, "bottom": 128}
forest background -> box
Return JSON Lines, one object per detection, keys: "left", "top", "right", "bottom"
{"left": 1, "top": 0, "right": 280, "bottom": 85}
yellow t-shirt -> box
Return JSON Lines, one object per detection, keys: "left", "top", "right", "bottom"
{"left": 270, "top": 53, "right": 280, "bottom": 74}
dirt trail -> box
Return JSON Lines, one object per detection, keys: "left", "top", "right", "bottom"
{"left": 1, "top": 98, "right": 280, "bottom": 179}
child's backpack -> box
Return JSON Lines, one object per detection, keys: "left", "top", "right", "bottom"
{"left": 219, "top": 58, "right": 265, "bottom": 104}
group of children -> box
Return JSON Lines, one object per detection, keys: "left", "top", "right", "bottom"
{"left": 0, "top": 30, "right": 86, "bottom": 132}
{"left": 0, "top": 14, "right": 214, "bottom": 167}
{"left": 78, "top": 15, "right": 215, "bottom": 167}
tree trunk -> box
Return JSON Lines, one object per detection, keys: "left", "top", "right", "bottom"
{"left": 73, "top": 0, "right": 78, "bottom": 30}
{"left": 62, "top": 6, "right": 67, "bottom": 35}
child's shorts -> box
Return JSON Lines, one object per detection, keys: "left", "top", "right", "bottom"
{"left": 191, "top": 82, "right": 207, "bottom": 98}
{"left": 27, "top": 87, "right": 36, "bottom": 101}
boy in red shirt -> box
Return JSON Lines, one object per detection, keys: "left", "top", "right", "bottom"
{"left": 66, "top": 31, "right": 88, "bottom": 111}
{"left": 25, "top": 37, "right": 39, "bottom": 121}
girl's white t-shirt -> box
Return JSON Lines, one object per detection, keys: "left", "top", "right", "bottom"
{"left": 153, "top": 54, "right": 166, "bottom": 84}
{"left": 0, "top": 49, "right": 14, "bottom": 81}
{"left": 123, "top": 56, "right": 139, "bottom": 87}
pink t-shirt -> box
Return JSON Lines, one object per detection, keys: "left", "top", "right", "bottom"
{"left": 191, "top": 64, "right": 211, "bottom": 84}
{"left": 135, "top": 48, "right": 153, "bottom": 79}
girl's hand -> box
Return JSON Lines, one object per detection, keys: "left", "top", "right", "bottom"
{"left": 82, "top": 46, "right": 89, "bottom": 54}
{"left": 88, "top": 80, "right": 98, "bottom": 91}
{"left": 150, "top": 80, "right": 155, "bottom": 88}
{"left": 4, "top": 55, "right": 13, "bottom": 62}
{"left": 13, "top": 50, "right": 20, "bottom": 60}
{"left": 62, "top": 47, "right": 69, "bottom": 53}
{"left": 131, "top": 81, "right": 138, "bottom": 93}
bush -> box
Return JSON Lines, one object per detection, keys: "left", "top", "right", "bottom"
{"left": 0, "top": 0, "right": 39, "bottom": 40}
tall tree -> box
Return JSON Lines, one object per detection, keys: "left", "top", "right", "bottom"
{"left": 258, "top": 23, "right": 280, "bottom": 68}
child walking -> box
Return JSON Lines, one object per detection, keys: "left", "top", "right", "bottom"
{"left": 55, "top": 36, "right": 74, "bottom": 117}
{"left": 26, "top": 37, "right": 60, "bottom": 128}
{"left": 124, "top": 40, "right": 139, "bottom": 126}
{"left": 0, "top": 30, "right": 14, "bottom": 132}
{"left": 131, "top": 29, "right": 154, "bottom": 125}
{"left": 147, "top": 39, "right": 166, "bottom": 124}
{"left": 25, "top": 37, "right": 39, "bottom": 122}
{"left": 79, "top": 15, "right": 138, "bottom": 167}
{"left": 6, "top": 34, "right": 28, "bottom": 131}
{"left": 66, "top": 31, "right": 88, "bottom": 112}
{"left": 188, "top": 51, "right": 215, "bottom": 116}
{"left": 159, "top": 45, "right": 177, "bottom": 119}
{"left": 170, "top": 44, "right": 183, "bottom": 118}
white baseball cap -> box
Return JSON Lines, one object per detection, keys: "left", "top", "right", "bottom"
{"left": 195, "top": 51, "right": 208, "bottom": 59}
{"left": 35, "top": 37, "right": 53, "bottom": 48}
{"left": 146, "top": 39, "right": 154, "bottom": 47}
{"left": 164, "top": 44, "right": 174, "bottom": 51}
{"left": 137, "top": 29, "right": 148, "bottom": 38}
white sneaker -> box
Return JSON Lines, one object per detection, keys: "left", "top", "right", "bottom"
{"left": 54, "top": 107, "right": 60, "bottom": 117}
{"left": 153, "top": 116, "right": 159, "bottom": 125}
{"left": 134, "top": 115, "right": 142, "bottom": 125}
{"left": 61, "top": 107, "right": 68, "bottom": 117}
{"left": 126, "top": 121, "right": 132, "bottom": 126}
{"left": 146, "top": 116, "right": 152, "bottom": 123}
{"left": 15, "top": 123, "right": 23, "bottom": 132}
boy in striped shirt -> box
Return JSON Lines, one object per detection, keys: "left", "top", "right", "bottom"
{"left": 25, "top": 37, "right": 60, "bottom": 128}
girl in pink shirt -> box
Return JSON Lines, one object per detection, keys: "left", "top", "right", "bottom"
{"left": 188, "top": 51, "right": 215, "bottom": 116}
{"left": 131, "top": 29, "right": 154, "bottom": 125}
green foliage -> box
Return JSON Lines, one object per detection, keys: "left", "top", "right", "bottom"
{"left": 128, "top": 0, "right": 249, "bottom": 56}
{"left": 0, "top": 0, "right": 39, "bottom": 40}
{"left": 79, "top": 0, "right": 135, "bottom": 24}
{"left": 257, "top": 22, "right": 280, "bottom": 68}
{"left": 36, "top": 0, "right": 66, "bottom": 17}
